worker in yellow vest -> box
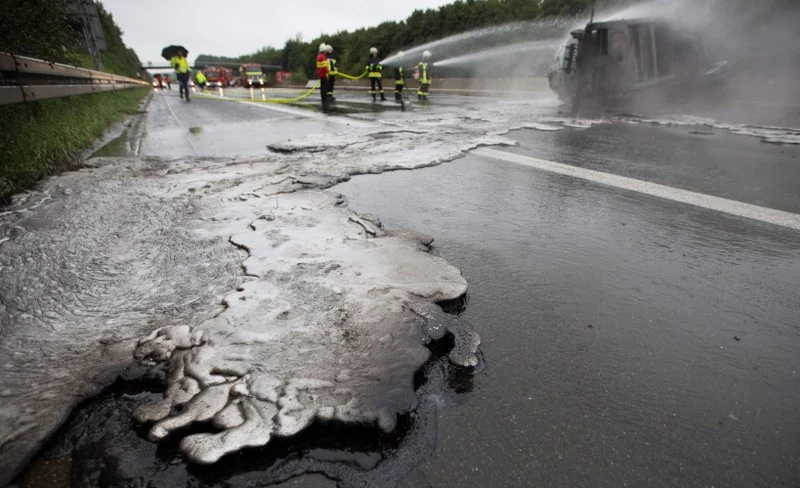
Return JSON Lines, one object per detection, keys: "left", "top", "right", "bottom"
{"left": 393, "top": 51, "right": 406, "bottom": 102}
{"left": 366, "top": 47, "right": 386, "bottom": 102}
{"left": 417, "top": 50, "right": 432, "bottom": 102}
{"left": 170, "top": 50, "right": 191, "bottom": 101}
{"left": 195, "top": 71, "right": 207, "bottom": 92}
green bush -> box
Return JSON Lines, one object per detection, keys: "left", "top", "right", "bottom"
{"left": 0, "top": 87, "right": 149, "bottom": 202}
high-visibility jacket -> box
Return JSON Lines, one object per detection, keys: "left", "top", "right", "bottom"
{"left": 316, "top": 53, "right": 329, "bottom": 79}
{"left": 417, "top": 61, "right": 431, "bottom": 84}
{"left": 394, "top": 66, "right": 405, "bottom": 85}
{"left": 366, "top": 56, "right": 383, "bottom": 78}
{"left": 327, "top": 56, "right": 338, "bottom": 75}
{"left": 171, "top": 56, "right": 190, "bottom": 73}
{"left": 195, "top": 72, "right": 207, "bottom": 84}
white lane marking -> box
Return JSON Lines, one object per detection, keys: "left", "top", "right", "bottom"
{"left": 473, "top": 147, "right": 800, "bottom": 231}
{"left": 161, "top": 93, "right": 198, "bottom": 156}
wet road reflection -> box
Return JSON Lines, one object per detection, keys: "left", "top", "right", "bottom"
{"left": 337, "top": 151, "right": 800, "bottom": 487}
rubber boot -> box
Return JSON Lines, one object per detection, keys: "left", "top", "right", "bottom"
{"left": 381, "top": 93, "right": 387, "bottom": 101}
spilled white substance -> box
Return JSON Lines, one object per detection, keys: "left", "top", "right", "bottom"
{"left": 613, "top": 113, "right": 800, "bottom": 145}
{"left": 526, "top": 112, "right": 800, "bottom": 144}
{"left": 728, "top": 126, "right": 800, "bottom": 145}
{"left": 133, "top": 191, "right": 479, "bottom": 464}
{"left": 129, "top": 111, "right": 511, "bottom": 464}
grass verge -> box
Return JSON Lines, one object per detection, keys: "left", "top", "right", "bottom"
{"left": 0, "top": 87, "right": 150, "bottom": 203}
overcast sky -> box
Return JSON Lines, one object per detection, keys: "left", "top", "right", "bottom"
{"left": 101, "top": 0, "right": 454, "bottom": 66}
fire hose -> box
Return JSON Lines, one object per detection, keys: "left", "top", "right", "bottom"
{"left": 195, "top": 69, "right": 368, "bottom": 104}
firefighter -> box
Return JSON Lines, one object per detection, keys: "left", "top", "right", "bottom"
{"left": 394, "top": 51, "right": 405, "bottom": 102}
{"left": 326, "top": 44, "right": 338, "bottom": 101}
{"left": 417, "top": 50, "right": 432, "bottom": 101}
{"left": 195, "top": 71, "right": 207, "bottom": 92}
{"left": 170, "top": 50, "right": 191, "bottom": 101}
{"left": 366, "top": 47, "right": 386, "bottom": 101}
{"left": 316, "top": 42, "right": 331, "bottom": 110}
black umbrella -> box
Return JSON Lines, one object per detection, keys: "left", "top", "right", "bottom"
{"left": 161, "top": 45, "right": 188, "bottom": 61}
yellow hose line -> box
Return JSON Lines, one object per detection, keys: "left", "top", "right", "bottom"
{"left": 333, "top": 70, "right": 368, "bottom": 81}
{"left": 194, "top": 81, "right": 320, "bottom": 104}
{"left": 257, "top": 80, "right": 320, "bottom": 103}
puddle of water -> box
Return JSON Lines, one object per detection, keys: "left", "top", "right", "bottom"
{"left": 89, "top": 129, "right": 133, "bottom": 158}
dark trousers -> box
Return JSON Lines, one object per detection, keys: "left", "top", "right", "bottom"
{"left": 395, "top": 82, "right": 404, "bottom": 100}
{"left": 177, "top": 72, "right": 190, "bottom": 100}
{"left": 370, "top": 77, "right": 385, "bottom": 100}
{"left": 320, "top": 77, "right": 331, "bottom": 109}
{"left": 418, "top": 83, "right": 430, "bottom": 100}
{"left": 328, "top": 75, "right": 336, "bottom": 99}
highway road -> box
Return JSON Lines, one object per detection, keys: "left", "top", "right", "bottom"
{"left": 6, "top": 87, "right": 799, "bottom": 487}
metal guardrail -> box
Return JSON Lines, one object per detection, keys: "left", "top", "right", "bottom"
{"left": 0, "top": 52, "right": 148, "bottom": 105}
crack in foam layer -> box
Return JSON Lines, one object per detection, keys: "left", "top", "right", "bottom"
{"left": 133, "top": 190, "right": 480, "bottom": 463}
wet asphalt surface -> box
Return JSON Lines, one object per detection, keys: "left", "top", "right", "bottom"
{"left": 335, "top": 104, "right": 800, "bottom": 486}
{"left": 11, "top": 88, "right": 800, "bottom": 487}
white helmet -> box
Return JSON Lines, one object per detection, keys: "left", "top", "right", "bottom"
{"left": 326, "top": 44, "right": 334, "bottom": 52}
{"left": 422, "top": 50, "right": 431, "bottom": 59}
{"left": 370, "top": 47, "right": 378, "bottom": 54}
{"left": 319, "top": 43, "right": 327, "bottom": 53}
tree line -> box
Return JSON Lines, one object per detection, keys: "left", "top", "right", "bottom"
{"left": 0, "top": 0, "right": 143, "bottom": 78}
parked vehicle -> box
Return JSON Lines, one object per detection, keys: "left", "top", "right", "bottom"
{"left": 203, "top": 66, "right": 233, "bottom": 88}
{"left": 240, "top": 63, "right": 265, "bottom": 88}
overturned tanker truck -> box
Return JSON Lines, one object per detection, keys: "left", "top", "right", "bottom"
{"left": 548, "top": 17, "right": 727, "bottom": 110}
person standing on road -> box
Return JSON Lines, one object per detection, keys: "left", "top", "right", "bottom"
{"left": 326, "top": 44, "right": 338, "bottom": 101}
{"left": 316, "top": 43, "right": 331, "bottom": 110}
{"left": 165, "top": 74, "right": 172, "bottom": 90}
{"left": 170, "top": 50, "right": 191, "bottom": 101}
{"left": 195, "top": 70, "right": 207, "bottom": 92}
{"left": 366, "top": 47, "right": 386, "bottom": 102}
{"left": 393, "top": 51, "right": 406, "bottom": 102}
{"left": 417, "top": 50, "right": 432, "bottom": 101}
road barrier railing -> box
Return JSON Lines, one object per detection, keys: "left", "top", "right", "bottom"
{"left": 0, "top": 52, "right": 148, "bottom": 105}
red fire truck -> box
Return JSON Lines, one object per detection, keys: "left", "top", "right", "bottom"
{"left": 203, "top": 66, "right": 233, "bottom": 88}
{"left": 240, "top": 63, "right": 265, "bottom": 88}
